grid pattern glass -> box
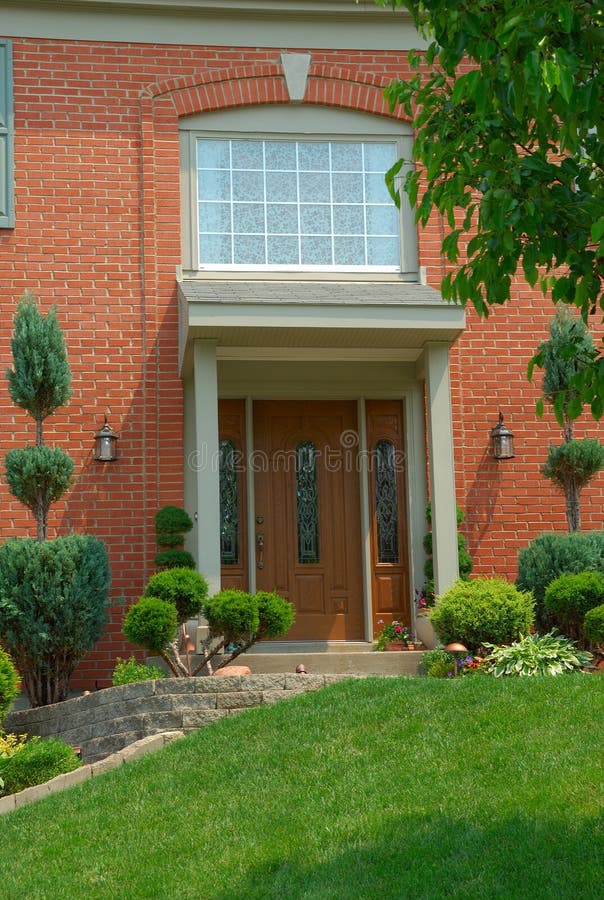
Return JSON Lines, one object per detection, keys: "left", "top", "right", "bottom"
{"left": 196, "top": 138, "right": 400, "bottom": 271}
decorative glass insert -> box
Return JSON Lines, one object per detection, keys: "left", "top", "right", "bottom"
{"left": 219, "top": 439, "right": 239, "bottom": 565}
{"left": 196, "top": 138, "right": 400, "bottom": 271}
{"left": 374, "top": 440, "right": 399, "bottom": 564}
{"left": 296, "top": 441, "right": 320, "bottom": 564}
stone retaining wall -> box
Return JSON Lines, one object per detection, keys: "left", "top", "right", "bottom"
{"left": 4, "top": 674, "right": 346, "bottom": 763}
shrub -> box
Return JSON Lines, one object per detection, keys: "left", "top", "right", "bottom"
{"left": 0, "top": 736, "right": 81, "bottom": 797}
{"left": 542, "top": 440, "right": 604, "bottom": 532}
{"left": 143, "top": 568, "right": 209, "bottom": 623}
{"left": 430, "top": 578, "right": 534, "bottom": 653}
{"left": 0, "top": 534, "right": 111, "bottom": 707}
{"left": 423, "top": 503, "right": 472, "bottom": 605}
{"left": 154, "top": 505, "right": 194, "bottom": 569}
{"left": 544, "top": 571, "right": 604, "bottom": 641}
{"left": 0, "top": 648, "right": 19, "bottom": 722}
{"left": 0, "top": 731, "right": 30, "bottom": 759}
{"left": 419, "top": 647, "right": 456, "bottom": 678}
{"left": 203, "top": 590, "right": 260, "bottom": 644}
{"left": 123, "top": 597, "right": 178, "bottom": 656}
{"left": 517, "top": 530, "right": 604, "bottom": 628}
{"left": 483, "top": 631, "right": 592, "bottom": 677}
{"left": 111, "top": 656, "right": 166, "bottom": 686}
{"left": 255, "top": 591, "right": 296, "bottom": 639}
{"left": 583, "top": 605, "right": 604, "bottom": 648}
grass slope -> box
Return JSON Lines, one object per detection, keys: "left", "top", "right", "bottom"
{"left": 1, "top": 676, "right": 603, "bottom": 899}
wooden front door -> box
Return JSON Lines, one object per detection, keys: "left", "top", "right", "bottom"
{"left": 253, "top": 400, "right": 364, "bottom": 641}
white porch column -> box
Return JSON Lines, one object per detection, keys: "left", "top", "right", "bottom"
{"left": 193, "top": 339, "right": 221, "bottom": 596}
{"left": 424, "top": 342, "right": 459, "bottom": 595}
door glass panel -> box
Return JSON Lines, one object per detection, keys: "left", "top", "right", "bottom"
{"left": 296, "top": 441, "right": 320, "bottom": 564}
{"left": 375, "top": 439, "right": 399, "bottom": 564}
{"left": 219, "top": 439, "right": 239, "bottom": 565}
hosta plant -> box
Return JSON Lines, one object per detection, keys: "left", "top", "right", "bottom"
{"left": 483, "top": 631, "right": 592, "bottom": 678}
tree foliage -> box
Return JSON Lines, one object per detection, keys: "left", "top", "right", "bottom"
{"left": 379, "top": 0, "right": 604, "bottom": 418}
{"left": 4, "top": 294, "right": 74, "bottom": 539}
{"left": 7, "top": 293, "right": 72, "bottom": 443}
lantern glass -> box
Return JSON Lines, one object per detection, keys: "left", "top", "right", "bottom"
{"left": 491, "top": 412, "right": 514, "bottom": 460}
{"left": 94, "top": 420, "right": 118, "bottom": 462}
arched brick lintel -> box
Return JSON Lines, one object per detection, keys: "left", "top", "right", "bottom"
{"left": 141, "top": 63, "right": 410, "bottom": 123}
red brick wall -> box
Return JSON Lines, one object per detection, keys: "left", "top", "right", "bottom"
{"left": 0, "top": 38, "right": 601, "bottom": 686}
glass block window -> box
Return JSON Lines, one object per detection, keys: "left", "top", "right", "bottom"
{"left": 374, "top": 440, "right": 399, "bottom": 564}
{"left": 219, "top": 439, "right": 239, "bottom": 565}
{"left": 196, "top": 138, "right": 400, "bottom": 271}
{"left": 296, "top": 441, "right": 320, "bottom": 564}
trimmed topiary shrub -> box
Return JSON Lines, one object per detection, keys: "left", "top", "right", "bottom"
{"left": 143, "top": 568, "right": 209, "bottom": 624}
{"left": 0, "top": 649, "right": 19, "bottom": 722}
{"left": 583, "top": 604, "right": 604, "bottom": 649}
{"left": 517, "top": 530, "right": 604, "bottom": 629}
{"left": 430, "top": 578, "right": 534, "bottom": 653}
{"left": 0, "top": 736, "right": 81, "bottom": 797}
{"left": 111, "top": 656, "right": 166, "bottom": 686}
{"left": 544, "top": 571, "right": 604, "bottom": 642}
{"left": 123, "top": 597, "right": 178, "bottom": 658}
{"left": 154, "top": 505, "right": 195, "bottom": 569}
{"left": 0, "top": 534, "right": 111, "bottom": 707}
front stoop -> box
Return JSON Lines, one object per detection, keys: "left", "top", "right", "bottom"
{"left": 235, "top": 643, "right": 424, "bottom": 676}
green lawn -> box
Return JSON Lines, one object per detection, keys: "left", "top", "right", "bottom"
{"left": 1, "top": 676, "right": 602, "bottom": 899}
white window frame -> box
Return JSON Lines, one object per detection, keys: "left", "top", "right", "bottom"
{"left": 180, "top": 106, "right": 417, "bottom": 281}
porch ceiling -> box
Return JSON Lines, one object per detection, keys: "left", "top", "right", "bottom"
{"left": 177, "top": 279, "right": 465, "bottom": 376}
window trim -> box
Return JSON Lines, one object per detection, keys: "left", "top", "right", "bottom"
{"left": 180, "top": 110, "right": 417, "bottom": 281}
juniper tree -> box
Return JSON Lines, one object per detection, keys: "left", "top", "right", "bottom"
{"left": 5, "top": 293, "right": 74, "bottom": 540}
{"left": 538, "top": 308, "right": 604, "bottom": 531}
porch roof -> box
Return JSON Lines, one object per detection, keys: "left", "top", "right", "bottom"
{"left": 177, "top": 278, "right": 465, "bottom": 376}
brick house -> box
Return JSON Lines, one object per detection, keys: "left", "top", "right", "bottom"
{"left": 0, "top": 0, "right": 601, "bottom": 688}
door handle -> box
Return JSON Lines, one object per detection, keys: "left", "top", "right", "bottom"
{"left": 256, "top": 532, "right": 265, "bottom": 569}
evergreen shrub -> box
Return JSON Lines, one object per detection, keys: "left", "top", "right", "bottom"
{"left": 583, "top": 605, "right": 604, "bottom": 648}
{"left": 123, "top": 597, "right": 178, "bottom": 656}
{"left": 0, "top": 535, "right": 111, "bottom": 707}
{"left": 517, "top": 531, "right": 604, "bottom": 627}
{"left": 143, "top": 568, "right": 209, "bottom": 623}
{"left": 544, "top": 571, "right": 604, "bottom": 640}
{"left": 430, "top": 578, "right": 534, "bottom": 653}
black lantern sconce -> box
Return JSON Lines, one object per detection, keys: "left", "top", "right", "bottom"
{"left": 490, "top": 411, "right": 515, "bottom": 460}
{"left": 94, "top": 415, "right": 119, "bottom": 462}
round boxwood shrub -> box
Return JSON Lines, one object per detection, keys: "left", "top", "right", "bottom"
{"left": 430, "top": 578, "right": 535, "bottom": 653}
{"left": 0, "top": 648, "right": 20, "bottom": 722}
{"left": 143, "top": 568, "right": 209, "bottom": 623}
{"left": 0, "top": 737, "right": 81, "bottom": 797}
{"left": 544, "top": 571, "right": 604, "bottom": 640}
{"left": 203, "top": 590, "right": 260, "bottom": 643}
{"left": 123, "top": 596, "right": 178, "bottom": 656}
{"left": 583, "top": 604, "right": 604, "bottom": 648}
{"left": 255, "top": 591, "right": 296, "bottom": 639}
{"left": 517, "top": 530, "right": 604, "bottom": 628}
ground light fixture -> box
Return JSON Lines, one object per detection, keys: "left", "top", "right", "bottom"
{"left": 490, "top": 411, "right": 515, "bottom": 460}
{"left": 94, "top": 415, "right": 119, "bottom": 462}
{"left": 444, "top": 642, "right": 468, "bottom": 677}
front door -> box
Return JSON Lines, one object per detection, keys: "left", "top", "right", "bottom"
{"left": 253, "top": 400, "right": 364, "bottom": 641}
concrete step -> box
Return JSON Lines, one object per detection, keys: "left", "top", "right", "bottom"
{"left": 186, "top": 643, "right": 425, "bottom": 677}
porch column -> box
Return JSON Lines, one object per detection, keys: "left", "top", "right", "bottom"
{"left": 424, "top": 342, "right": 459, "bottom": 595}
{"left": 193, "top": 339, "right": 221, "bottom": 596}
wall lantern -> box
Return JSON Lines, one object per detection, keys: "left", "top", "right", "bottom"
{"left": 94, "top": 416, "right": 119, "bottom": 462}
{"left": 490, "top": 411, "right": 515, "bottom": 460}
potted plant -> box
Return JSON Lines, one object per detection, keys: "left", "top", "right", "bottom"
{"left": 374, "top": 620, "right": 412, "bottom": 651}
